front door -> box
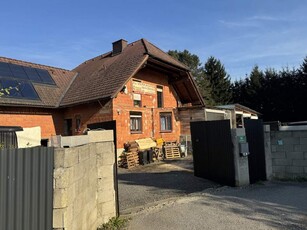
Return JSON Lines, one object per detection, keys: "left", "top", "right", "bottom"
{"left": 64, "top": 119, "right": 72, "bottom": 136}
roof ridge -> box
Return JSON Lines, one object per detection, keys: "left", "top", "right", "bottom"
{"left": 0, "top": 56, "right": 72, "bottom": 72}
{"left": 72, "top": 51, "right": 113, "bottom": 71}
{"left": 73, "top": 39, "right": 147, "bottom": 71}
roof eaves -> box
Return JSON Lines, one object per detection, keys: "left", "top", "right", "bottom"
{"left": 187, "top": 71, "right": 205, "bottom": 106}
{"left": 142, "top": 39, "right": 190, "bottom": 71}
{"left": 58, "top": 95, "right": 112, "bottom": 108}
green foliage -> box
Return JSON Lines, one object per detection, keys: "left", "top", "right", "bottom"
{"left": 168, "top": 50, "right": 216, "bottom": 105}
{"left": 168, "top": 50, "right": 201, "bottom": 77}
{"left": 203, "top": 56, "right": 232, "bottom": 105}
{"left": 97, "top": 217, "right": 129, "bottom": 230}
{"left": 232, "top": 56, "right": 307, "bottom": 122}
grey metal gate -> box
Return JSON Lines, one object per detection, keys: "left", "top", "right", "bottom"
{"left": 191, "top": 120, "right": 235, "bottom": 186}
{"left": 0, "top": 147, "right": 54, "bottom": 230}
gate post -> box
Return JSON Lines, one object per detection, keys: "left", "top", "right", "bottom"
{"left": 231, "top": 128, "right": 250, "bottom": 186}
{"left": 263, "top": 125, "right": 273, "bottom": 180}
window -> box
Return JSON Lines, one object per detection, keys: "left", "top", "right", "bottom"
{"left": 157, "top": 86, "right": 163, "bottom": 108}
{"left": 133, "top": 93, "right": 141, "bottom": 107}
{"left": 130, "top": 112, "right": 142, "bottom": 133}
{"left": 160, "top": 112, "right": 172, "bottom": 132}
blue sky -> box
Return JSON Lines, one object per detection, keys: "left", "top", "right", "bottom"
{"left": 0, "top": 0, "right": 306, "bottom": 81}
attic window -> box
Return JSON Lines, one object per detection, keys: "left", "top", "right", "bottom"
{"left": 133, "top": 93, "right": 141, "bottom": 107}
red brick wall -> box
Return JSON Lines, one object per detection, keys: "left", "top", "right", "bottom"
{"left": 0, "top": 107, "right": 64, "bottom": 138}
{"left": 0, "top": 67, "right": 184, "bottom": 148}
{"left": 63, "top": 101, "right": 113, "bottom": 135}
{"left": 113, "top": 68, "right": 181, "bottom": 148}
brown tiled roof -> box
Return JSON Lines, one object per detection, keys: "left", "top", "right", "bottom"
{"left": 0, "top": 38, "right": 202, "bottom": 108}
{"left": 60, "top": 39, "right": 149, "bottom": 106}
{"left": 60, "top": 39, "right": 191, "bottom": 106}
{"left": 0, "top": 57, "right": 77, "bottom": 108}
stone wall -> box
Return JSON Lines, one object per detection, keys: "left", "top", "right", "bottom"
{"left": 270, "top": 130, "right": 307, "bottom": 179}
{"left": 53, "top": 131, "right": 116, "bottom": 230}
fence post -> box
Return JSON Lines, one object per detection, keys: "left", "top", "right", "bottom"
{"left": 264, "top": 125, "right": 273, "bottom": 180}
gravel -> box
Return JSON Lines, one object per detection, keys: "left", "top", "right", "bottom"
{"left": 117, "top": 156, "right": 218, "bottom": 213}
{"left": 126, "top": 181, "right": 307, "bottom": 230}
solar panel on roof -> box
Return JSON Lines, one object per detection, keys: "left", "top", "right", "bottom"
{"left": 0, "top": 62, "right": 13, "bottom": 77}
{"left": 19, "top": 82, "right": 39, "bottom": 99}
{"left": 0, "top": 61, "right": 55, "bottom": 85}
{"left": 1, "top": 79, "right": 22, "bottom": 97}
{"left": 0, "top": 79, "right": 39, "bottom": 100}
{"left": 23, "top": 66, "right": 41, "bottom": 82}
{"left": 9, "top": 63, "right": 28, "bottom": 80}
{"left": 0, "top": 61, "right": 56, "bottom": 101}
{"left": 36, "top": 69, "right": 55, "bottom": 84}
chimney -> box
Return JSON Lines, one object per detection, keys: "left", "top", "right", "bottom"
{"left": 112, "top": 39, "right": 128, "bottom": 55}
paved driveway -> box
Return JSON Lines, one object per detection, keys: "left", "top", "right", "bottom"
{"left": 117, "top": 156, "right": 217, "bottom": 213}
{"left": 127, "top": 181, "right": 307, "bottom": 230}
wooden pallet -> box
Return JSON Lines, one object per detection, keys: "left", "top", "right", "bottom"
{"left": 164, "top": 146, "right": 181, "bottom": 159}
{"left": 126, "top": 152, "right": 139, "bottom": 168}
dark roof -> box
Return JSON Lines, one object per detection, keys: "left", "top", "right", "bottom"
{"left": 0, "top": 38, "right": 203, "bottom": 108}
{"left": 0, "top": 56, "right": 77, "bottom": 108}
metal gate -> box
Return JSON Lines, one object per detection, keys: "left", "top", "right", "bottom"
{"left": 191, "top": 120, "right": 235, "bottom": 186}
{"left": 244, "top": 119, "right": 267, "bottom": 183}
{"left": 0, "top": 147, "right": 54, "bottom": 230}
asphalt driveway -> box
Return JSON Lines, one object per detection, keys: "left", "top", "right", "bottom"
{"left": 117, "top": 156, "right": 218, "bottom": 213}
{"left": 127, "top": 181, "right": 307, "bottom": 230}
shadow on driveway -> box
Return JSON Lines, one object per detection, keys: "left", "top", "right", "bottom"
{"left": 127, "top": 182, "right": 307, "bottom": 230}
{"left": 118, "top": 157, "right": 218, "bottom": 212}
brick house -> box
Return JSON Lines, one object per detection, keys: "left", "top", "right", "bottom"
{"left": 0, "top": 39, "right": 203, "bottom": 151}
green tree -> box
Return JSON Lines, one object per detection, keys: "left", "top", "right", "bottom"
{"left": 300, "top": 56, "right": 307, "bottom": 74}
{"left": 203, "top": 56, "right": 232, "bottom": 105}
{"left": 168, "top": 50, "right": 201, "bottom": 77}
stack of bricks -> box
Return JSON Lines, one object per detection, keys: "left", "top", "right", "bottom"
{"left": 53, "top": 131, "right": 116, "bottom": 230}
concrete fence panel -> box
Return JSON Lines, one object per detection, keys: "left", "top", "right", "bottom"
{"left": 268, "top": 130, "right": 307, "bottom": 179}
{"left": 53, "top": 130, "right": 116, "bottom": 230}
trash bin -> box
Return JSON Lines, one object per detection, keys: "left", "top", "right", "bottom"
{"left": 148, "top": 149, "right": 154, "bottom": 163}
{"left": 0, "top": 126, "right": 23, "bottom": 149}
{"left": 138, "top": 151, "right": 149, "bottom": 165}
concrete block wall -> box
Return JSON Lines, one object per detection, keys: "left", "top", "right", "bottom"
{"left": 270, "top": 130, "right": 307, "bottom": 179}
{"left": 53, "top": 131, "right": 116, "bottom": 230}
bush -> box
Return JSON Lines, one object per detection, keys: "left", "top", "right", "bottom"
{"left": 97, "top": 217, "right": 129, "bottom": 230}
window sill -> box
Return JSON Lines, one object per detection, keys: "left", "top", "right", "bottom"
{"left": 160, "top": 130, "right": 172, "bottom": 133}
{"left": 130, "top": 131, "right": 142, "bottom": 134}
